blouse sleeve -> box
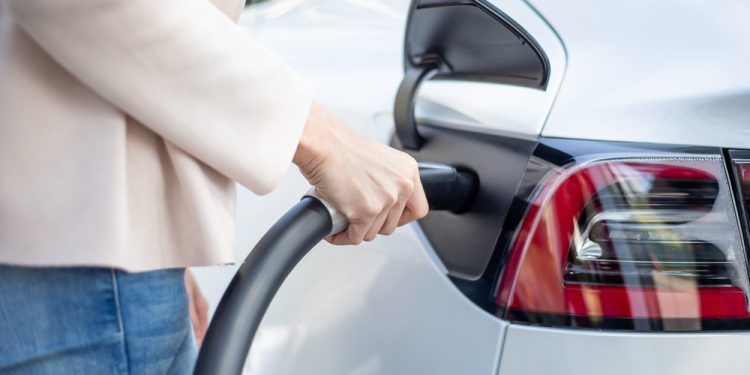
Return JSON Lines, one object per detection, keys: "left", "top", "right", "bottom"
{"left": 3, "top": 0, "right": 313, "bottom": 194}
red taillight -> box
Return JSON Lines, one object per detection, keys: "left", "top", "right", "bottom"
{"left": 496, "top": 158, "right": 749, "bottom": 322}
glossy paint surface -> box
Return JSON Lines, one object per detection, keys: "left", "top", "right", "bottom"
{"left": 499, "top": 324, "right": 750, "bottom": 375}
{"left": 193, "top": 0, "right": 750, "bottom": 374}
{"left": 528, "top": 0, "right": 750, "bottom": 147}
{"left": 245, "top": 229, "right": 506, "bottom": 374}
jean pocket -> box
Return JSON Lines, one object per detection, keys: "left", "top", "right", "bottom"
{"left": 0, "top": 266, "right": 122, "bottom": 369}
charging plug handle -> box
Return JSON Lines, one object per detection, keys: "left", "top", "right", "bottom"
{"left": 419, "top": 162, "right": 478, "bottom": 213}
{"left": 195, "top": 162, "right": 478, "bottom": 375}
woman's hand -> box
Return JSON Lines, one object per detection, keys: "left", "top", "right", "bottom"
{"left": 184, "top": 269, "right": 208, "bottom": 347}
{"left": 294, "top": 102, "right": 429, "bottom": 245}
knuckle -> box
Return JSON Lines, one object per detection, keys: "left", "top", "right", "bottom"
{"left": 384, "top": 191, "right": 399, "bottom": 206}
{"left": 397, "top": 176, "right": 414, "bottom": 193}
{"left": 341, "top": 209, "right": 356, "bottom": 221}
{"left": 353, "top": 201, "right": 379, "bottom": 219}
{"left": 366, "top": 203, "right": 381, "bottom": 216}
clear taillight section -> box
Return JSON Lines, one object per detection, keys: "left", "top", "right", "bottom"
{"left": 496, "top": 157, "right": 749, "bottom": 325}
{"left": 735, "top": 161, "right": 750, "bottom": 221}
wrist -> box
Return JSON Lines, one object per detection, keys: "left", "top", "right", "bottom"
{"left": 294, "top": 102, "right": 332, "bottom": 175}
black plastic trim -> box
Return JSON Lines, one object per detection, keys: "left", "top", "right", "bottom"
{"left": 391, "top": 124, "right": 537, "bottom": 283}
{"left": 403, "top": 0, "right": 550, "bottom": 89}
{"left": 394, "top": 62, "right": 439, "bottom": 150}
{"left": 725, "top": 149, "right": 750, "bottom": 298}
{"left": 395, "top": 0, "right": 549, "bottom": 151}
{"left": 504, "top": 309, "right": 750, "bottom": 332}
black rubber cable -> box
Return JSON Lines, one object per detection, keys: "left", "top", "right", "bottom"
{"left": 194, "top": 163, "right": 477, "bottom": 375}
{"left": 194, "top": 197, "right": 332, "bottom": 375}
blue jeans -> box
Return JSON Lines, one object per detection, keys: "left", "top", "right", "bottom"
{"left": 0, "top": 266, "right": 196, "bottom": 374}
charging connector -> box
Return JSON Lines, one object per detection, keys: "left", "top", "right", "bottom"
{"left": 195, "top": 162, "right": 478, "bottom": 374}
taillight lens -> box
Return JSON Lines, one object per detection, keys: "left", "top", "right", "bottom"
{"left": 735, "top": 162, "right": 750, "bottom": 219}
{"left": 496, "top": 157, "right": 749, "bottom": 326}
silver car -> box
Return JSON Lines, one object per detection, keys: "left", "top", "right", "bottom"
{"left": 196, "top": 0, "right": 750, "bottom": 373}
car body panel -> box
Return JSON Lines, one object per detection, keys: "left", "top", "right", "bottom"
{"left": 499, "top": 324, "right": 750, "bottom": 375}
{"left": 528, "top": 0, "right": 750, "bottom": 148}
{"left": 244, "top": 227, "right": 507, "bottom": 375}
{"left": 193, "top": 0, "right": 750, "bottom": 374}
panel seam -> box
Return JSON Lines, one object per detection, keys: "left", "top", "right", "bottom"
{"left": 494, "top": 323, "right": 511, "bottom": 375}
{"left": 111, "top": 270, "right": 130, "bottom": 375}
